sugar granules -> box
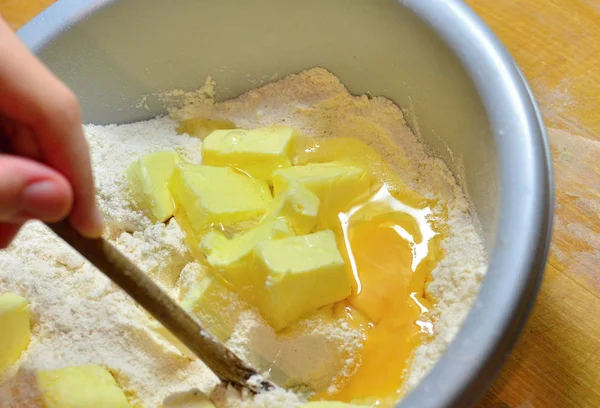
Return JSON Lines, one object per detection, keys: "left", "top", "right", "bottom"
{"left": 0, "top": 68, "right": 486, "bottom": 407}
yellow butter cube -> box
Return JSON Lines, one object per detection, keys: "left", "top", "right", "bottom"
{"left": 256, "top": 230, "right": 351, "bottom": 330}
{"left": 264, "top": 182, "right": 320, "bottom": 235}
{"left": 177, "top": 262, "right": 208, "bottom": 300}
{"left": 126, "top": 151, "right": 181, "bottom": 222}
{"left": 272, "top": 163, "right": 371, "bottom": 229}
{"left": 202, "top": 126, "right": 297, "bottom": 181}
{"left": 170, "top": 164, "right": 272, "bottom": 240}
{"left": 180, "top": 273, "right": 246, "bottom": 342}
{"left": 38, "top": 365, "right": 130, "bottom": 408}
{"left": 200, "top": 219, "right": 294, "bottom": 303}
{"left": 0, "top": 293, "right": 30, "bottom": 374}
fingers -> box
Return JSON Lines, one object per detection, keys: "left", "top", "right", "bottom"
{"left": 0, "top": 154, "right": 73, "bottom": 223}
{"left": 0, "top": 223, "right": 22, "bottom": 248}
{"left": 0, "top": 117, "right": 42, "bottom": 160}
{"left": 0, "top": 18, "right": 103, "bottom": 238}
{"left": 30, "top": 93, "right": 104, "bottom": 238}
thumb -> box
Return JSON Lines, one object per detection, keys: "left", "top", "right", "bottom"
{"left": 0, "top": 154, "right": 73, "bottom": 223}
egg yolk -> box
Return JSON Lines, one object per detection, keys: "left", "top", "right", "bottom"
{"left": 301, "top": 136, "right": 446, "bottom": 406}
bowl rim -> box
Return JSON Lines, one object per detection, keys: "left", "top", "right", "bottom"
{"left": 398, "top": 2, "right": 553, "bottom": 407}
{"left": 18, "top": 1, "right": 554, "bottom": 407}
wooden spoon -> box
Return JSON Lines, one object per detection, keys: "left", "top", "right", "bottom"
{"left": 46, "top": 220, "right": 277, "bottom": 394}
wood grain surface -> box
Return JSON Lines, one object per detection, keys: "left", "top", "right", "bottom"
{"left": 2, "top": 1, "right": 599, "bottom": 407}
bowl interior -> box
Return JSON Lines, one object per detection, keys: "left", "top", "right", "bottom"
{"left": 24, "top": 0, "right": 498, "bottom": 246}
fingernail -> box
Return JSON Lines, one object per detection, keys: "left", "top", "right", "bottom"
{"left": 88, "top": 207, "right": 105, "bottom": 237}
{"left": 22, "top": 180, "right": 66, "bottom": 219}
{"left": 67, "top": 204, "right": 104, "bottom": 238}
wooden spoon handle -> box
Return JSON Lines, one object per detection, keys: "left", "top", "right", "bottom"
{"left": 46, "top": 220, "right": 275, "bottom": 393}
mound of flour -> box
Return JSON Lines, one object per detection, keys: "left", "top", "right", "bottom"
{"left": 0, "top": 68, "right": 486, "bottom": 407}
{"left": 172, "top": 68, "right": 487, "bottom": 390}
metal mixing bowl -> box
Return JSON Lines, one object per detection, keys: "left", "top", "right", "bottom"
{"left": 18, "top": 0, "right": 554, "bottom": 406}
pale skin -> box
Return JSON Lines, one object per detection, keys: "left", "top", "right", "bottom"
{"left": 0, "top": 17, "right": 103, "bottom": 246}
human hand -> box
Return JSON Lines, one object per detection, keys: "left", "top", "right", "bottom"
{"left": 0, "top": 17, "right": 103, "bottom": 246}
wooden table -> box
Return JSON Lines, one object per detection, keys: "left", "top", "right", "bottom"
{"left": 2, "top": 1, "right": 599, "bottom": 407}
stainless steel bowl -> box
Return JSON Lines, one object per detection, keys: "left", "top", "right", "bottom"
{"left": 19, "top": 1, "right": 553, "bottom": 406}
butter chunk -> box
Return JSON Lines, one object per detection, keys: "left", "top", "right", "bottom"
{"left": 0, "top": 293, "right": 30, "bottom": 374}
{"left": 180, "top": 273, "right": 246, "bottom": 342}
{"left": 264, "top": 182, "right": 320, "bottom": 235}
{"left": 38, "top": 365, "right": 130, "bottom": 408}
{"left": 151, "top": 266, "right": 245, "bottom": 355}
{"left": 126, "top": 151, "right": 181, "bottom": 222}
{"left": 170, "top": 164, "right": 272, "bottom": 239}
{"left": 202, "top": 126, "right": 297, "bottom": 181}
{"left": 256, "top": 230, "right": 351, "bottom": 330}
{"left": 272, "top": 163, "right": 371, "bottom": 229}
{"left": 200, "top": 218, "right": 294, "bottom": 303}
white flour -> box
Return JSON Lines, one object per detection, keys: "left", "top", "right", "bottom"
{"left": 87, "top": 119, "right": 204, "bottom": 237}
{"left": 0, "top": 68, "right": 486, "bottom": 407}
